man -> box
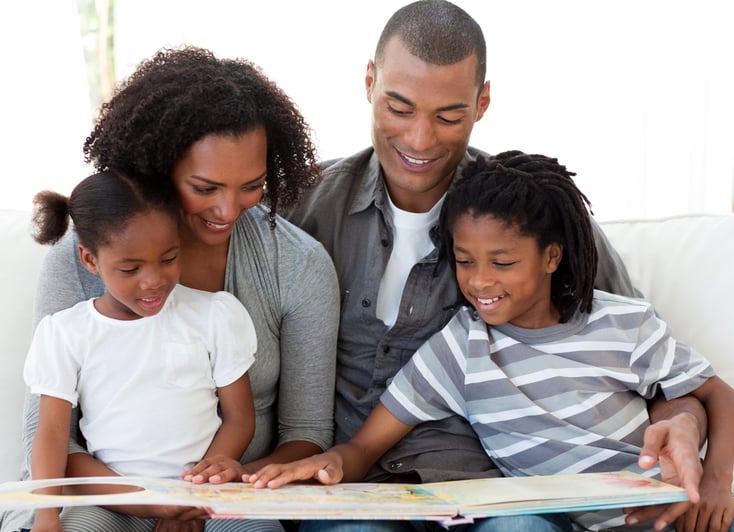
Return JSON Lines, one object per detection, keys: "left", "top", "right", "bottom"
{"left": 286, "top": 1, "right": 724, "bottom": 530}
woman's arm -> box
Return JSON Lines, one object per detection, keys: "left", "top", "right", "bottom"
{"left": 243, "top": 241, "right": 340, "bottom": 473}
{"left": 250, "top": 404, "right": 414, "bottom": 488}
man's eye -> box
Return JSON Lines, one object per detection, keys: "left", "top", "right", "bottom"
{"left": 388, "top": 105, "right": 411, "bottom": 116}
{"left": 438, "top": 115, "right": 463, "bottom": 125}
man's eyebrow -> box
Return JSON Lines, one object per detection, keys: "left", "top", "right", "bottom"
{"left": 385, "top": 90, "right": 470, "bottom": 112}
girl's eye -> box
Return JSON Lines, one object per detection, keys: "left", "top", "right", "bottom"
{"left": 162, "top": 256, "right": 178, "bottom": 265}
{"left": 119, "top": 267, "right": 139, "bottom": 274}
{"left": 493, "top": 262, "right": 516, "bottom": 269}
{"left": 455, "top": 259, "right": 472, "bottom": 266}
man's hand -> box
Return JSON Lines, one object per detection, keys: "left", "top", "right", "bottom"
{"left": 183, "top": 455, "right": 244, "bottom": 485}
{"left": 624, "top": 412, "right": 703, "bottom": 530}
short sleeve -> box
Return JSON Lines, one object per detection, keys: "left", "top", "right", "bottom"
{"left": 209, "top": 291, "right": 257, "bottom": 388}
{"left": 23, "top": 315, "right": 80, "bottom": 406}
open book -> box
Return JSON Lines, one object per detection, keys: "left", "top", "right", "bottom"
{"left": 0, "top": 471, "right": 687, "bottom": 523}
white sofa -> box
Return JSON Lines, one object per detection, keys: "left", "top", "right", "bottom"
{"left": 1, "top": 210, "right": 733, "bottom": 484}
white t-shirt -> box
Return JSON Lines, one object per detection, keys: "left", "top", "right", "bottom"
{"left": 24, "top": 284, "right": 256, "bottom": 478}
{"left": 376, "top": 194, "right": 444, "bottom": 327}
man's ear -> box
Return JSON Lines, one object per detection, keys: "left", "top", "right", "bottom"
{"left": 546, "top": 242, "right": 563, "bottom": 273}
{"left": 475, "top": 80, "right": 491, "bottom": 122}
{"left": 365, "top": 60, "right": 376, "bottom": 104}
{"left": 78, "top": 244, "right": 99, "bottom": 275}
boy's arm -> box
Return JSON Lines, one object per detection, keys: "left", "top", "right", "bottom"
{"left": 249, "top": 404, "right": 414, "bottom": 488}
{"left": 184, "top": 373, "right": 255, "bottom": 484}
{"left": 682, "top": 376, "right": 734, "bottom": 531}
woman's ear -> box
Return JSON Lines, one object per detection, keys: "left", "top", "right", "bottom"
{"left": 545, "top": 242, "right": 563, "bottom": 273}
{"left": 78, "top": 244, "right": 99, "bottom": 275}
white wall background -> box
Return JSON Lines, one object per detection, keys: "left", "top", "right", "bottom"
{"left": 4, "top": 0, "right": 733, "bottom": 221}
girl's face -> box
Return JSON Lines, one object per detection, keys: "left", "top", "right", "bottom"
{"left": 79, "top": 210, "right": 181, "bottom": 320}
{"left": 452, "top": 213, "right": 562, "bottom": 329}
{"left": 171, "top": 128, "right": 267, "bottom": 249}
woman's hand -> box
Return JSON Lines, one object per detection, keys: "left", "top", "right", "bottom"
{"left": 247, "top": 450, "right": 345, "bottom": 489}
{"left": 153, "top": 517, "right": 206, "bottom": 532}
{"left": 183, "top": 455, "right": 244, "bottom": 485}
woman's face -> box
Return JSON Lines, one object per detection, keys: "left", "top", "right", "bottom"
{"left": 172, "top": 128, "right": 268, "bottom": 248}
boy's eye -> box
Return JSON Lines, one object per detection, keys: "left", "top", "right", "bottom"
{"left": 162, "top": 255, "right": 178, "bottom": 265}
{"left": 493, "top": 261, "right": 516, "bottom": 269}
{"left": 119, "top": 267, "right": 139, "bottom": 274}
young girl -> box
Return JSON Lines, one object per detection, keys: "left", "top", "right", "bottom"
{"left": 248, "top": 151, "right": 734, "bottom": 531}
{"left": 25, "top": 171, "right": 259, "bottom": 532}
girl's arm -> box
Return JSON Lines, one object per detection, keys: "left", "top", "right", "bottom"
{"left": 249, "top": 404, "right": 414, "bottom": 488}
{"left": 31, "top": 395, "right": 72, "bottom": 531}
{"left": 184, "top": 373, "right": 255, "bottom": 484}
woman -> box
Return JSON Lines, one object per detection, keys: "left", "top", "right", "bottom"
{"left": 4, "top": 46, "right": 339, "bottom": 532}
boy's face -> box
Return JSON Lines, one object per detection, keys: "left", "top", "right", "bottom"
{"left": 452, "top": 213, "right": 562, "bottom": 329}
{"left": 366, "top": 37, "right": 490, "bottom": 213}
{"left": 79, "top": 210, "right": 181, "bottom": 320}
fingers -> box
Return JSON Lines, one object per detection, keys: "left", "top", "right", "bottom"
{"left": 183, "top": 456, "right": 243, "bottom": 484}
{"left": 247, "top": 456, "right": 343, "bottom": 489}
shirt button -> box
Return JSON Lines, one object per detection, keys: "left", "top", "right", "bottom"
{"left": 381, "top": 239, "right": 389, "bottom": 247}
{"left": 361, "top": 298, "right": 371, "bottom": 308}
{"left": 389, "top": 462, "right": 403, "bottom": 470}
{"left": 383, "top": 345, "right": 390, "bottom": 353}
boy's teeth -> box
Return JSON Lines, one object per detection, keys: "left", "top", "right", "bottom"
{"left": 478, "top": 296, "right": 502, "bottom": 304}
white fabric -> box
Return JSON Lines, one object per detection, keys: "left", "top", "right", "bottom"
{"left": 23, "top": 284, "right": 255, "bottom": 478}
{"left": 376, "top": 195, "right": 444, "bottom": 327}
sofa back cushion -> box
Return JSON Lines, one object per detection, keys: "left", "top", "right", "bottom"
{"left": 0, "top": 210, "right": 46, "bottom": 482}
{"left": 600, "top": 214, "right": 734, "bottom": 387}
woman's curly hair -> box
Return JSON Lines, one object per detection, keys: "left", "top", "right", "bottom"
{"left": 83, "top": 45, "right": 318, "bottom": 222}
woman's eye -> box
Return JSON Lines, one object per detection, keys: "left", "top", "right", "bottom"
{"left": 193, "top": 186, "right": 215, "bottom": 194}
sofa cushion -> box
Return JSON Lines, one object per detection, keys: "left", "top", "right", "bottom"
{"left": 600, "top": 214, "right": 734, "bottom": 387}
{"left": 0, "top": 211, "right": 46, "bottom": 482}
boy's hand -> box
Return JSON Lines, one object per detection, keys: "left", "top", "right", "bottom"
{"left": 675, "top": 470, "right": 734, "bottom": 532}
{"left": 31, "top": 508, "right": 63, "bottom": 532}
{"left": 247, "top": 450, "right": 344, "bottom": 488}
{"left": 625, "top": 412, "right": 703, "bottom": 530}
{"left": 183, "top": 455, "right": 244, "bottom": 485}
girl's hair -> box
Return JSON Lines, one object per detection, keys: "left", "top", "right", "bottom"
{"left": 32, "top": 170, "right": 178, "bottom": 254}
{"left": 439, "top": 150, "right": 598, "bottom": 322}
{"left": 83, "top": 46, "right": 318, "bottom": 224}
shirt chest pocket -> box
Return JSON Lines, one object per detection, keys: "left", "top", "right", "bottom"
{"left": 162, "top": 341, "right": 212, "bottom": 388}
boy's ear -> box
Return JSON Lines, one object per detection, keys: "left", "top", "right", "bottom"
{"left": 546, "top": 243, "right": 563, "bottom": 273}
{"left": 78, "top": 244, "right": 99, "bottom": 275}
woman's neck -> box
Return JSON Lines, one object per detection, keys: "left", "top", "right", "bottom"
{"left": 177, "top": 229, "right": 229, "bottom": 292}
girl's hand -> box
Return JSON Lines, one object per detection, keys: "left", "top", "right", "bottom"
{"left": 183, "top": 455, "right": 244, "bottom": 484}
{"left": 31, "top": 508, "right": 63, "bottom": 532}
{"left": 247, "top": 450, "right": 344, "bottom": 489}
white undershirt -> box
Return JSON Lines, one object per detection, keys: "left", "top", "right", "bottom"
{"left": 376, "top": 194, "right": 445, "bottom": 327}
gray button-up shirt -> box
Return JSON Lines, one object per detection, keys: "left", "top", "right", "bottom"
{"left": 285, "top": 147, "right": 637, "bottom": 482}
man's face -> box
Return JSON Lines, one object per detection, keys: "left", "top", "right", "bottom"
{"left": 366, "top": 37, "right": 490, "bottom": 213}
